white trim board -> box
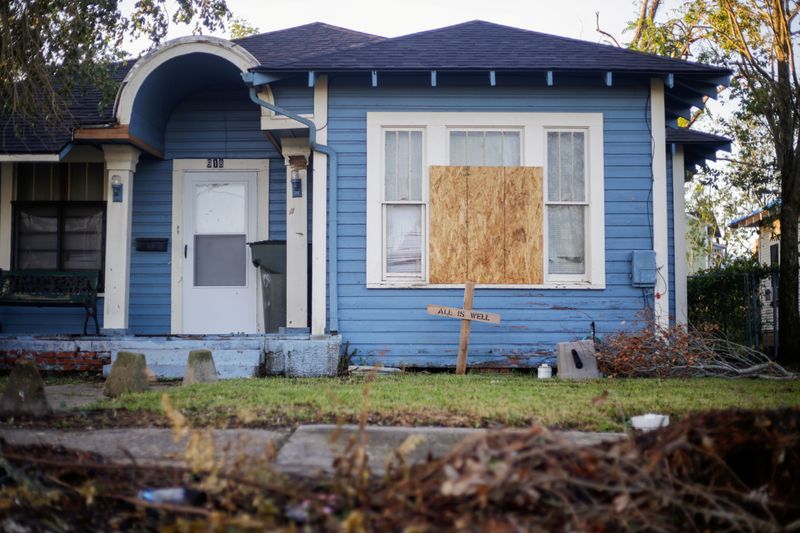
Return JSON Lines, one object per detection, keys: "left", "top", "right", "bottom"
{"left": 311, "top": 75, "right": 329, "bottom": 336}
{"left": 170, "top": 159, "right": 269, "bottom": 334}
{"left": 365, "top": 111, "right": 606, "bottom": 289}
{"left": 115, "top": 35, "right": 269, "bottom": 126}
{"left": 650, "top": 79, "right": 670, "bottom": 328}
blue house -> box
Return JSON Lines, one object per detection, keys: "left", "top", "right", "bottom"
{"left": 0, "top": 21, "right": 730, "bottom": 375}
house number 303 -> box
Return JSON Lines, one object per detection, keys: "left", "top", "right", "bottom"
{"left": 206, "top": 158, "right": 224, "bottom": 168}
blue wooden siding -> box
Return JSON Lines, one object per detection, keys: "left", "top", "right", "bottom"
{"left": 128, "top": 88, "right": 278, "bottom": 334}
{"left": 327, "top": 76, "right": 658, "bottom": 366}
{"left": 666, "top": 148, "right": 676, "bottom": 323}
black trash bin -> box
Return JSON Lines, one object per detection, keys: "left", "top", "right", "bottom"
{"left": 248, "top": 240, "right": 286, "bottom": 333}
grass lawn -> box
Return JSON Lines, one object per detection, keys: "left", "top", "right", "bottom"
{"left": 77, "top": 374, "right": 800, "bottom": 432}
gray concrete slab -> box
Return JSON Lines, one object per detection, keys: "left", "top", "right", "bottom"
{"left": 0, "top": 424, "right": 626, "bottom": 476}
{"left": 274, "top": 425, "right": 626, "bottom": 476}
{"left": 0, "top": 428, "right": 288, "bottom": 467}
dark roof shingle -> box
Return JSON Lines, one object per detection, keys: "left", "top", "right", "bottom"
{"left": 263, "top": 20, "right": 730, "bottom": 74}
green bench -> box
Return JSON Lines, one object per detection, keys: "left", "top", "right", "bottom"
{"left": 0, "top": 270, "right": 100, "bottom": 335}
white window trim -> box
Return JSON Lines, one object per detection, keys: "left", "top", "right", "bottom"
{"left": 543, "top": 128, "right": 591, "bottom": 284}
{"left": 366, "top": 111, "right": 606, "bottom": 290}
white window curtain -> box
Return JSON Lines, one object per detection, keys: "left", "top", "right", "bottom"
{"left": 546, "top": 131, "right": 588, "bottom": 276}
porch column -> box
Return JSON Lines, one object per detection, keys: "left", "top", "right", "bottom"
{"left": 281, "top": 138, "right": 311, "bottom": 329}
{"left": 102, "top": 145, "right": 140, "bottom": 332}
{"left": 311, "top": 75, "right": 329, "bottom": 336}
{"left": 650, "top": 78, "right": 670, "bottom": 328}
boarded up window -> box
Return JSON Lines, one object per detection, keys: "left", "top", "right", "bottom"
{"left": 429, "top": 166, "right": 543, "bottom": 284}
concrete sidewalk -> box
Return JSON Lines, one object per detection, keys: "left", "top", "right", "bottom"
{"left": 0, "top": 425, "right": 626, "bottom": 476}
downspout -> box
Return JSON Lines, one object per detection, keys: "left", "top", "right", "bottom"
{"left": 242, "top": 74, "right": 339, "bottom": 333}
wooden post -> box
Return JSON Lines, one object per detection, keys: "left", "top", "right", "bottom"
{"left": 456, "top": 282, "right": 475, "bottom": 375}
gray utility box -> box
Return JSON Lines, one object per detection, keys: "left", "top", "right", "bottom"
{"left": 248, "top": 240, "right": 287, "bottom": 333}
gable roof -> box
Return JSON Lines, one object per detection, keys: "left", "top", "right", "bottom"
{"left": 260, "top": 20, "right": 730, "bottom": 75}
{"left": 233, "top": 22, "right": 384, "bottom": 66}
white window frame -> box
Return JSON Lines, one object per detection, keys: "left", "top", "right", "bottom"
{"left": 544, "top": 128, "right": 590, "bottom": 284}
{"left": 381, "top": 128, "right": 427, "bottom": 282}
{"left": 366, "top": 111, "right": 606, "bottom": 289}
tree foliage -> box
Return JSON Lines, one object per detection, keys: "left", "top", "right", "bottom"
{"left": 0, "top": 0, "right": 231, "bottom": 130}
{"left": 609, "top": 0, "right": 800, "bottom": 363}
{"left": 229, "top": 16, "right": 259, "bottom": 39}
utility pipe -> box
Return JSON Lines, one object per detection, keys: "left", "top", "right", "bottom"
{"left": 243, "top": 76, "right": 340, "bottom": 333}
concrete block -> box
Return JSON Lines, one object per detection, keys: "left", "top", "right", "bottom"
{"left": 183, "top": 349, "right": 219, "bottom": 385}
{"left": 556, "top": 340, "right": 601, "bottom": 379}
{"left": 0, "top": 360, "right": 51, "bottom": 416}
{"left": 103, "top": 351, "right": 149, "bottom": 397}
{"left": 269, "top": 335, "right": 341, "bottom": 377}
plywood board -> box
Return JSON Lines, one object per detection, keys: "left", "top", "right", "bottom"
{"left": 429, "top": 166, "right": 467, "bottom": 283}
{"left": 504, "top": 166, "right": 544, "bottom": 284}
{"left": 467, "top": 166, "right": 505, "bottom": 284}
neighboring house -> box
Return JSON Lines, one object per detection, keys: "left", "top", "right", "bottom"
{"left": 729, "top": 200, "right": 783, "bottom": 347}
{"left": 686, "top": 212, "right": 726, "bottom": 274}
{"left": 0, "top": 21, "right": 731, "bottom": 373}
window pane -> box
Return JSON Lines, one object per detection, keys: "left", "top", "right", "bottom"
{"left": 194, "top": 234, "right": 246, "bottom": 286}
{"left": 63, "top": 206, "right": 104, "bottom": 270}
{"left": 466, "top": 132, "right": 484, "bottom": 166}
{"left": 559, "top": 132, "right": 573, "bottom": 200}
{"left": 572, "top": 132, "right": 585, "bottom": 202}
{"left": 548, "top": 205, "right": 585, "bottom": 275}
{"left": 16, "top": 206, "right": 58, "bottom": 269}
{"left": 33, "top": 163, "right": 52, "bottom": 201}
{"left": 485, "top": 131, "right": 503, "bottom": 166}
{"left": 397, "top": 131, "right": 410, "bottom": 200}
{"left": 547, "top": 132, "right": 560, "bottom": 200}
{"left": 503, "top": 132, "right": 521, "bottom": 166}
{"left": 547, "top": 131, "right": 587, "bottom": 202}
{"left": 408, "top": 131, "right": 422, "bottom": 201}
{"left": 450, "top": 131, "right": 466, "bottom": 165}
{"left": 86, "top": 163, "right": 104, "bottom": 201}
{"left": 386, "top": 204, "right": 422, "bottom": 274}
{"left": 385, "top": 131, "right": 398, "bottom": 201}
{"left": 194, "top": 183, "right": 246, "bottom": 234}
{"left": 16, "top": 163, "right": 35, "bottom": 201}
{"left": 69, "top": 163, "right": 87, "bottom": 201}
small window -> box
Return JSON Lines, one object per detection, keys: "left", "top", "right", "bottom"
{"left": 13, "top": 162, "right": 106, "bottom": 287}
{"left": 546, "top": 130, "right": 588, "bottom": 277}
{"left": 382, "top": 130, "right": 424, "bottom": 278}
{"left": 770, "top": 243, "right": 779, "bottom": 266}
{"left": 449, "top": 130, "right": 521, "bottom": 166}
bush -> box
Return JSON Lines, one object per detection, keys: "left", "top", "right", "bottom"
{"left": 688, "top": 257, "right": 775, "bottom": 346}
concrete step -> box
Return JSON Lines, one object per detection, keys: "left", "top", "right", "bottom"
{"left": 103, "top": 348, "right": 262, "bottom": 380}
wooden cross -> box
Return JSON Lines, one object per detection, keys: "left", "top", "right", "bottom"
{"left": 427, "top": 281, "right": 501, "bottom": 375}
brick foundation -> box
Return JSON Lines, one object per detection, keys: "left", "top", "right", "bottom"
{"left": 0, "top": 349, "right": 111, "bottom": 374}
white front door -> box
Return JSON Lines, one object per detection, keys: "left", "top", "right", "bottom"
{"left": 182, "top": 171, "right": 258, "bottom": 334}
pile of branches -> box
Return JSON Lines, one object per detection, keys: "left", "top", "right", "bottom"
{"left": 2, "top": 408, "right": 799, "bottom": 531}
{"left": 595, "top": 323, "right": 796, "bottom": 379}
{"left": 367, "top": 408, "right": 800, "bottom": 531}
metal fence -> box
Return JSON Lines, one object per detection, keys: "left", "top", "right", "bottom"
{"left": 688, "top": 268, "right": 781, "bottom": 358}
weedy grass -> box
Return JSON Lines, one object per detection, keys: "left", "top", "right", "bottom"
{"left": 80, "top": 374, "right": 800, "bottom": 432}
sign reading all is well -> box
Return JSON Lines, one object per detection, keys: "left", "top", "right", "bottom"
{"left": 426, "top": 305, "right": 501, "bottom": 324}
{"left": 427, "top": 282, "right": 502, "bottom": 375}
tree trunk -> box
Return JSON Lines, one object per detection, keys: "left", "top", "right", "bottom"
{"left": 778, "top": 197, "right": 800, "bottom": 366}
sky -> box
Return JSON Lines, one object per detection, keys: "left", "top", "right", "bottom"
{"left": 118, "top": 0, "right": 678, "bottom": 55}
